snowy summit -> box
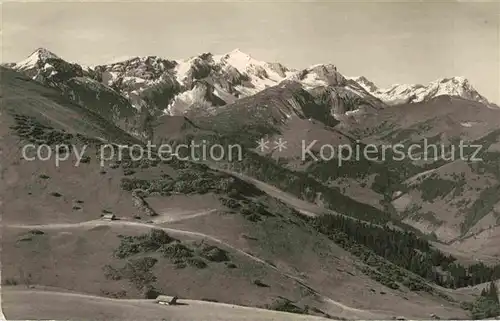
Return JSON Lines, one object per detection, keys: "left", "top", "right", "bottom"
{"left": 349, "top": 75, "right": 491, "bottom": 106}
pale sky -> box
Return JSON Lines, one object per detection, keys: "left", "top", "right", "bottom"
{"left": 2, "top": 0, "right": 500, "bottom": 103}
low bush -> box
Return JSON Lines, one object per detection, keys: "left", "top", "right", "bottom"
{"left": 186, "top": 257, "right": 208, "bottom": 269}
{"left": 3, "top": 278, "right": 18, "bottom": 286}
{"left": 103, "top": 265, "right": 122, "bottom": 280}
{"left": 161, "top": 243, "right": 193, "bottom": 260}
{"left": 29, "top": 229, "right": 45, "bottom": 235}
{"left": 266, "top": 298, "right": 307, "bottom": 315}
{"left": 199, "top": 245, "right": 230, "bottom": 262}
{"left": 121, "top": 257, "right": 158, "bottom": 291}
{"left": 123, "top": 169, "right": 136, "bottom": 176}
{"left": 253, "top": 279, "right": 269, "bottom": 287}
{"left": 143, "top": 286, "right": 162, "bottom": 299}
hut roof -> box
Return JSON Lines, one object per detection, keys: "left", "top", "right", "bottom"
{"left": 155, "top": 295, "right": 177, "bottom": 303}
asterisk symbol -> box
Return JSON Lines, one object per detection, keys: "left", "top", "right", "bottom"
{"left": 274, "top": 138, "right": 287, "bottom": 152}
{"left": 256, "top": 138, "right": 269, "bottom": 152}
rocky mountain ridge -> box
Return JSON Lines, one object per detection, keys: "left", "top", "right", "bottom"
{"left": 9, "top": 48, "right": 494, "bottom": 115}
{"left": 350, "top": 75, "right": 494, "bottom": 107}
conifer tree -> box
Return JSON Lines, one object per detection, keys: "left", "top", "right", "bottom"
{"left": 488, "top": 281, "right": 499, "bottom": 304}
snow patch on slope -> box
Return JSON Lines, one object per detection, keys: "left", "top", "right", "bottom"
{"left": 174, "top": 59, "right": 193, "bottom": 85}
{"left": 300, "top": 72, "right": 329, "bottom": 89}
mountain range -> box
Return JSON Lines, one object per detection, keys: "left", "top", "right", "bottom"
{"left": 8, "top": 48, "right": 497, "bottom": 121}
{"left": 2, "top": 47, "right": 500, "bottom": 320}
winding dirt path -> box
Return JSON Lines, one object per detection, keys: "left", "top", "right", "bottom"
{"left": 5, "top": 218, "right": 386, "bottom": 319}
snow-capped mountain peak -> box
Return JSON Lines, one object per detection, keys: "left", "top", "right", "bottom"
{"left": 295, "top": 64, "right": 346, "bottom": 88}
{"left": 350, "top": 76, "right": 379, "bottom": 93}
{"left": 10, "top": 48, "right": 88, "bottom": 84}
{"left": 212, "top": 49, "right": 292, "bottom": 81}
{"left": 14, "top": 47, "right": 60, "bottom": 71}
{"left": 32, "top": 47, "right": 59, "bottom": 59}
{"left": 351, "top": 75, "right": 491, "bottom": 106}
{"left": 215, "top": 48, "right": 258, "bottom": 74}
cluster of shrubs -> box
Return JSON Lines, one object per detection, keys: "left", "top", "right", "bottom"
{"left": 114, "top": 229, "right": 177, "bottom": 258}
{"left": 264, "top": 298, "right": 310, "bottom": 315}
{"left": 112, "top": 229, "right": 233, "bottom": 271}
{"left": 103, "top": 256, "right": 158, "bottom": 291}
{"left": 120, "top": 171, "right": 240, "bottom": 196}
{"left": 100, "top": 289, "right": 127, "bottom": 298}
{"left": 11, "top": 114, "right": 74, "bottom": 146}
{"left": 219, "top": 196, "right": 275, "bottom": 222}
{"left": 120, "top": 178, "right": 151, "bottom": 192}
{"left": 104, "top": 155, "right": 160, "bottom": 170}
{"left": 11, "top": 113, "right": 104, "bottom": 149}
{"left": 198, "top": 243, "right": 230, "bottom": 262}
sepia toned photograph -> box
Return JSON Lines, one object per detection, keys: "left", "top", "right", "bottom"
{"left": 1, "top": 0, "right": 499, "bottom": 320}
